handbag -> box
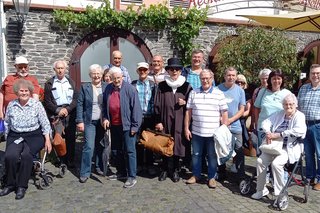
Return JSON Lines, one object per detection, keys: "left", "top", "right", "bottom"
{"left": 51, "top": 117, "right": 67, "bottom": 157}
{"left": 259, "top": 137, "right": 283, "bottom": 155}
{"left": 52, "top": 132, "right": 67, "bottom": 157}
{"left": 0, "top": 119, "right": 5, "bottom": 134}
{"left": 139, "top": 129, "right": 174, "bottom": 157}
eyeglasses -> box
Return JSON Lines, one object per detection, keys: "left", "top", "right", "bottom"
{"left": 138, "top": 68, "right": 149, "bottom": 72}
{"left": 236, "top": 81, "right": 246, "bottom": 85}
{"left": 200, "top": 77, "right": 212, "bottom": 81}
{"left": 17, "top": 65, "right": 28, "bottom": 69}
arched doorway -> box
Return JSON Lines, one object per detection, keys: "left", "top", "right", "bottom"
{"left": 69, "top": 27, "right": 153, "bottom": 89}
{"left": 301, "top": 40, "right": 320, "bottom": 76}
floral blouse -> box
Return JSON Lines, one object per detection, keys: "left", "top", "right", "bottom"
{"left": 5, "top": 98, "right": 51, "bottom": 136}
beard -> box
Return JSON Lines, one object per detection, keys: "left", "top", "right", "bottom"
{"left": 18, "top": 72, "right": 28, "bottom": 77}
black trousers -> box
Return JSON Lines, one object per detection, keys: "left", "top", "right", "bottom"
{"left": 61, "top": 110, "right": 76, "bottom": 164}
{"left": 137, "top": 116, "right": 155, "bottom": 167}
{"left": 5, "top": 128, "right": 44, "bottom": 188}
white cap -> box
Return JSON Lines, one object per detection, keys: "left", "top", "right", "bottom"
{"left": 136, "top": 62, "right": 149, "bottom": 70}
{"left": 15, "top": 56, "right": 29, "bottom": 65}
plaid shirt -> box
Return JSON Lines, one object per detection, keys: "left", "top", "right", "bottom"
{"left": 186, "top": 71, "right": 201, "bottom": 89}
{"left": 298, "top": 83, "right": 320, "bottom": 121}
{"left": 135, "top": 80, "right": 154, "bottom": 115}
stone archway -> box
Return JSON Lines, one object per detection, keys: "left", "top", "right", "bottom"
{"left": 69, "top": 27, "right": 153, "bottom": 89}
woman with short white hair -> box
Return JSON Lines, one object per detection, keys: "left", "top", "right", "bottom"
{"left": 76, "top": 64, "right": 107, "bottom": 183}
{"left": 251, "top": 93, "right": 307, "bottom": 204}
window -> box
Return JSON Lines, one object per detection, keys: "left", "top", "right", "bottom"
{"left": 121, "top": 0, "right": 143, "bottom": 4}
{"left": 169, "top": 0, "right": 189, "bottom": 8}
{"left": 69, "top": 27, "right": 153, "bottom": 89}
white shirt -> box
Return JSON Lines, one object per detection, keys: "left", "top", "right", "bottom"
{"left": 52, "top": 76, "right": 74, "bottom": 106}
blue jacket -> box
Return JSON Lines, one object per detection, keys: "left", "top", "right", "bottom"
{"left": 103, "top": 81, "right": 142, "bottom": 132}
{"left": 76, "top": 82, "right": 107, "bottom": 124}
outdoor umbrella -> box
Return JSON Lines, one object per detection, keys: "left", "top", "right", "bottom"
{"left": 239, "top": 10, "right": 320, "bottom": 32}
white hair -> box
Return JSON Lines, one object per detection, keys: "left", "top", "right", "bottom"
{"left": 259, "top": 68, "right": 272, "bottom": 78}
{"left": 283, "top": 93, "right": 298, "bottom": 107}
{"left": 89, "top": 64, "right": 103, "bottom": 75}
{"left": 109, "top": 66, "right": 123, "bottom": 76}
{"left": 53, "top": 60, "right": 68, "bottom": 70}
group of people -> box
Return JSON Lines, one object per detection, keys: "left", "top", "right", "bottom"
{"left": 0, "top": 50, "right": 319, "bottom": 205}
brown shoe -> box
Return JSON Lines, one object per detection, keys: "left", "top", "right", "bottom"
{"left": 313, "top": 182, "right": 320, "bottom": 191}
{"left": 208, "top": 178, "right": 217, "bottom": 189}
{"left": 186, "top": 176, "right": 198, "bottom": 184}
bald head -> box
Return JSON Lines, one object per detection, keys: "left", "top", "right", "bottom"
{"left": 112, "top": 50, "right": 123, "bottom": 67}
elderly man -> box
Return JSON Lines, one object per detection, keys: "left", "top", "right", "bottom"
{"left": 102, "top": 66, "right": 142, "bottom": 188}
{"left": 103, "top": 50, "right": 131, "bottom": 83}
{"left": 217, "top": 67, "right": 246, "bottom": 181}
{"left": 147, "top": 55, "right": 169, "bottom": 84}
{"left": 298, "top": 64, "right": 320, "bottom": 191}
{"left": 0, "top": 56, "right": 40, "bottom": 119}
{"left": 132, "top": 62, "right": 156, "bottom": 175}
{"left": 185, "top": 69, "right": 228, "bottom": 188}
{"left": 44, "top": 60, "right": 78, "bottom": 168}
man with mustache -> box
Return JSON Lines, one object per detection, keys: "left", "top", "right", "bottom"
{"left": 0, "top": 56, "right": 40, "bottom": 119}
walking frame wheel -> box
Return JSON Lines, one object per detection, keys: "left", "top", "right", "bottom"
{"left": 38, "top": 175, "right": 53, "bottom": 190}
{"left": 58, "top": 164, "right": 67, "bottom": 177}
{"left": 239, "top": 179, "right": 251, "bottom": 195}
{"left": 276, "top": 191, "right": 289, "bottom": 211}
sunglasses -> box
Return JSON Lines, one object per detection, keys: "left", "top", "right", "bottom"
{"left": 236, "top": 81, "right": 246, "bottom": 85}
{"left": 168, "top": 68, "right": 181, "bottom": 72}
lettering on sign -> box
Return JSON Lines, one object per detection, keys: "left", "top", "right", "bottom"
{"left": 189, "top": 0, "right": 223, "bottom": 7}
{"left": 299, "top": 0, "right": 320, "bottom": 9}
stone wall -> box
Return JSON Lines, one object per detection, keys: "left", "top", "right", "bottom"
{"left": 4, "top": 8, "right": 320, "bottom": 86}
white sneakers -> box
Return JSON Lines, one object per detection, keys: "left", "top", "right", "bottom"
{"left": 251, "top": 187, "right": 270, "bottom": 200}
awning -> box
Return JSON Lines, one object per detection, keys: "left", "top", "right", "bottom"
{"left": 239, "top": 11, "right": 320, "bottom": 32}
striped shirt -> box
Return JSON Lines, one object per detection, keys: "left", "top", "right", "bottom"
{"left": 186, "top": 86, "right": 228, "bottom": 137}
{"left": 297, "top": 83, "right": 320, "bottom": 121}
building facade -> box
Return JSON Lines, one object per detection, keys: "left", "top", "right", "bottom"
{"left": 1, "top": 0, "right": 320, "bottom": 88}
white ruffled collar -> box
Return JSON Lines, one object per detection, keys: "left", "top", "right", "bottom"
{"left": 165, "top": 75, "right": 186, "bottom": 89}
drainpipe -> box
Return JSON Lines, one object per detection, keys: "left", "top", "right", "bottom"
{"left": 0, "top": 0, "right": 7, "bottom": 82}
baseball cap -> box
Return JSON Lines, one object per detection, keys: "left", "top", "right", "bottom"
{"left": 15, "top": 56, "right": 29, "bottom": 65}
{"left": 136, "top": 62, "right": 149, "bottom": 70}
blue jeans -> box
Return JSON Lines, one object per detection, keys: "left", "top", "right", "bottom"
{"left": 111, "top": 125, "right": 137, "bottom": 178}
{"left": 192, "top": 134, "right": 217, "bottom": 180}
{"left": 80, "top": 120, "right": 104, "bottom": 178}
{"left": 304, "top": 122, "right": 320, "bottom": 182}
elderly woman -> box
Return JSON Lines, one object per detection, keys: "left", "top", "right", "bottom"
{"left": 76, "top": 64, "right": 107, "bottom": 183}
{"left": 251, "top": 68, "right": 272, "bottom": 130}
{"left": 154, "top": 57, "right": 192, "bottom": 182}
{"left": 254, "top": 70, "right": 291, "bottom": 146}
{"left": 251, "top": 94, "right": 307, "bottom": 202}
{"left": 0, "top": 79, "right": 52, "bottom": 200}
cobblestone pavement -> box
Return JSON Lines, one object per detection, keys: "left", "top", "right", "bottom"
{"left": 0, "top": 140, "right": 319, "bottom": 213}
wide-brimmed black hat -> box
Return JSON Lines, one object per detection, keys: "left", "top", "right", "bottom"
{"left": 165, "top": 57, "right": 183, "bottom": 70}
